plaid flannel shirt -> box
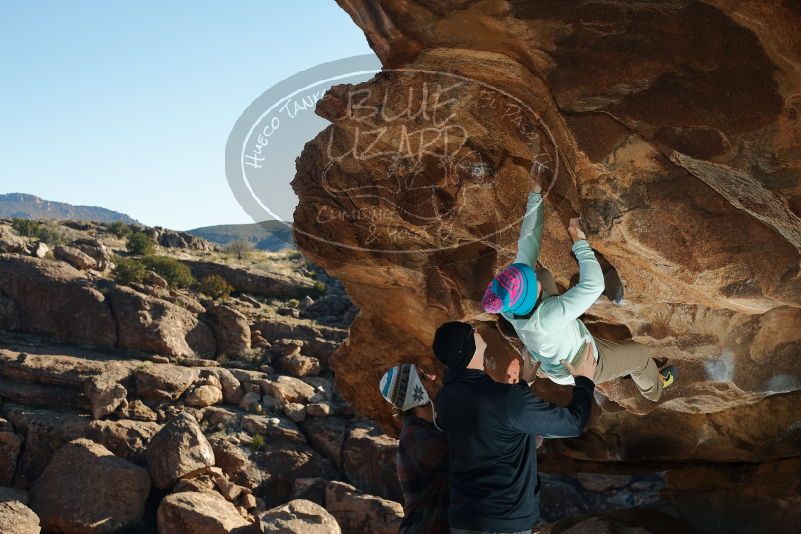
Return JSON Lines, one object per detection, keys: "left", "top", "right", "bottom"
{"left": 397, "top": 415, "right": 450, "bottom": 534}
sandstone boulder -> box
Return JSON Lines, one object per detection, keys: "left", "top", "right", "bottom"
{"left": 118, "top": 399, "right": 158, "bottom": 422}
{"left": 201, "top": 368, "right": 244, "bottom": 404}
{"left": 0, "top": 227, "right": 27, "bottom": 253}
{"left": 242, "top": 415, "right": 306, "bottom": 445}
{"left": 268, "top": 376, "right": 316, "bottom": 404}
{"left": 157, "top": 491, "right": 258, "bottom": 534}
{"left": 293, "top": 0, "right": 801, "bottom": 474}
{"left": 150, "top": 227, "right": 218, "bottom": 251}
{"left": 86, "top": 419, "right": 161, "bottom": 465}
{"left": 259, "top": 499, "right": 340, "bottom": 534}
{"left": 203, "top": 304, "right": 251, "bottom": 355}
{"left": 290, "top": 477, "right": 328, "bottom": 506}
{"left": 53, "top": 245, "right": 97, "bottom": 270}
{"left": 146, "top": 412, "right": 215, "bottom": 489}
{"left": 324, "top": 481, "right": 403, "bottom": 534}
{"left": 84, "top": 376, "right": 128, "bottom": 419}
{"left": 270, "top": 339, "right": 303, "bottom": 358}
{"left": 72, "top": 238, "right": 112, "bottom": 271}
{"left": 145, "top": 270, "right": 169, "bottom": 288}
{"left": 204, "top": 406, "right": 242, "bottom": 428}
{"left": 29, "top": 242, "right": 49, "bottom": 259}
{"left": 0, "top": 255, "right": 117, "bottom": 347}
{"left": 342, "top": 422, "right": 401, "bottom": 501}
{"left": 0, "top": 500, "right": 40, "bottom": 534}
{"left": 238, "top": 391, "right": 262, "bottom": 412}
{"left": 181, "top": 260, "right": 314, "bottom": 299}
{"left": 4, "top": 406, "right": 90, "bottom": 488}
{"left": 186, "top": 384, "right": 224, "bottom": 408}
{"left": 283, "top": 402, "right": 306, "bottom": 423}
{"left": 275, "top": 354, "right": 321, "bottom": 377}
{"left": 107, "top": 285, "right": 216, "bottom": 357}
{"left": 302, "top": 416, "right": 347, "bottom": 468}
{"left": 210, "top": 438, "right": 264, "bottom": 490}
{"left": 135, "top": 363, "right": 199, "bottom": 401}
{"left": 306, "top": 401, "right": 335, "bottom": 417}
{"left": 254, "top": 443, "right": 338, "bottom": 506}
{"left": 30, "top": 438, "right": 150, "bottom": 533}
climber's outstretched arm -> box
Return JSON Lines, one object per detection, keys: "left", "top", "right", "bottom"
{"left": 537, "top": 219, "right": 604, "bottom": 329}
{"left": 514, "top": 190, "right": 544, "bottom": 267}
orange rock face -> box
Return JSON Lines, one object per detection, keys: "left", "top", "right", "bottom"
{"left": 292, "top": 0, "right": 801, "bottom": 466}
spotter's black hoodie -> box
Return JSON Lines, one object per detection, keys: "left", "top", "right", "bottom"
{"left": 436, "top": 368, "right": 594, "bottom": 532}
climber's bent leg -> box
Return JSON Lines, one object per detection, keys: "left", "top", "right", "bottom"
{"left": 592, "top": 337, "right": 663, "bottom": 402}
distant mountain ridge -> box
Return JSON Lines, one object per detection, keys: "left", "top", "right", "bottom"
{"left": 0, "top": 193, "right": 138, "bottom": 224}
{"left": 187, "top": 221, "right": 294, "bottom": 251}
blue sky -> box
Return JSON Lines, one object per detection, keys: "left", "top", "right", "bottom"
{"left": 0, "top": 1, "right": 374, "bottom": 229}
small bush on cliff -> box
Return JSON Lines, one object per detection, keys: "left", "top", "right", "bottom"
{"left": 11, "top": 218, "right": 67, "bottom": 246}
{"left": 141, "top": 256, "right": 195, "bottom": 289}
{"left": 298, "top": 280, "right": 327, "bottom": 299}
{"left": 224, "top": 240, "right": 253, "bottom": 260}
{"left": 11, "top": 218, "right": 39, "bottom": 237}
{"left": 34, "top": 224, "right": 67, "bottom": 246}
{"left": 126, "top": 231, "right": 156, "bottom": 256}
{"left": 109, "top": 221, "right": 132, "bottom": 238}
{"left": 196, "top": 274, "right": 233, "bottom": 300}
{"left": 248, "top": 434, "right": 266, "bottom": 451}
{"left": 113, "top": 256, "right": 147, "bottom": 285}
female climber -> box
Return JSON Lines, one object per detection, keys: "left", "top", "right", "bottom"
{"left": 480, "top": 176, "right": 677, "bottom": 401}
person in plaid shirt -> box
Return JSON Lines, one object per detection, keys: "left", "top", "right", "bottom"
{"left": 380, "top": 363, "right": 449, "bottom": 533}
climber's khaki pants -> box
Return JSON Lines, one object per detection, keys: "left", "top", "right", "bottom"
{"left": 593, "top": 337, "right": 663, "bottom": 402}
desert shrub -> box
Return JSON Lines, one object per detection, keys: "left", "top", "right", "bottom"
{"left": 224, "top": 240, "right": 253, "bottom": 260}
{"left": 196, "top": 274, "right": 233, "bottom": 300}
{"left": 113, "top": 256, "right": 147, "bottom": 285}
{"left": 141, "top": 256, "right": 195, "bottom": 288}
{"left": 126, "top": 231, "right": 156, "bottom": 256}
{"left": 237, "top": 347, "right": 266, "bottom": 365}
{"left": 11, "top": 218, "right": 39, "bottom": 237}
{"left": 298, "top": 280, "right": 327, "bottom": 299}
{"left": 249, "top": 434, "right": 266, "bottom": 451}
{"left": 11, "top": 218, "right": 67, "bottom": 246}
{"left": 285, "top": 250, "right": 303, "bottom": 261}
{"left": 34, "top": 223, "right": 68, "bottom": 246}
{"left": 109, "top": 221, "right": 132, "bottom": 238}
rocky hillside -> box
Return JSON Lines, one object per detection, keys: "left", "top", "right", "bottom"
{"left": 0, "top": 217, "right": 434, "bottom": 533}
{"left": 0, "top": 194, "right": 137, "bottom": 224}
{"left": 290, "top": 1, "right": 801, "bottom": 531}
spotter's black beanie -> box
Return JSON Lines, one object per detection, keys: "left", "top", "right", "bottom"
{"left": 432, "top": 321, "right": 476, "bottom": 369}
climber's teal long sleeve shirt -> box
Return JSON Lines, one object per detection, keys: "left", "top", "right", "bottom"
{"left": 501, "top": 192, "right": 605, "bottom": 385}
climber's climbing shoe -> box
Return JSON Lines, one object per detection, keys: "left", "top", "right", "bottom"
{"left": 660, "top": 365, "right": 678, "bottom": 389}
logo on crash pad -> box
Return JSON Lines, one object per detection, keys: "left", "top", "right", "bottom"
{"left": 226, "top": 54, "right": 558, "bottom": 253}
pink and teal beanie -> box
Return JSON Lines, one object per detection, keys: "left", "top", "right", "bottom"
{"left": 482, "top": 263, "right": 538, "bottom": 315}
